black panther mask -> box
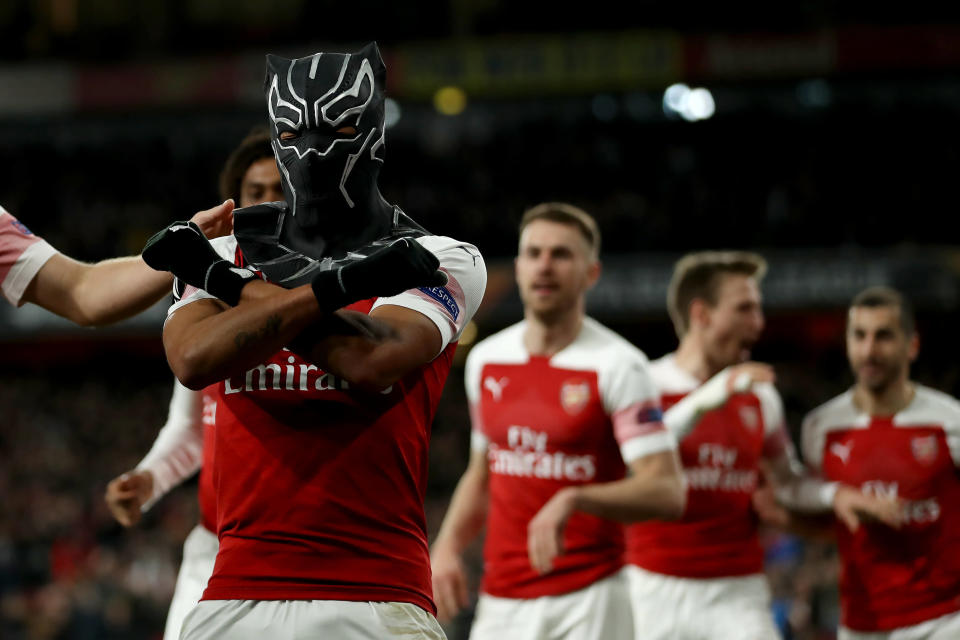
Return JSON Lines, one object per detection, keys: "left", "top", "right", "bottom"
{"left": 234, "top": 42, "right": 429, "bottom": 288}
{"left": 264, "top": 42, "right": 394, "bottom": 256}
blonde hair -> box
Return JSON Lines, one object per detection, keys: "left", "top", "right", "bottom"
{"left": 667, "top": 251, "right": 767, "bottom": 338}
{"left": 518, "top": 202, "right": 601, "bottom": 259}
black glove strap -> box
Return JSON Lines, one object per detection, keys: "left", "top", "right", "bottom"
{"left": 204, "top": 262, "right": 258, "bottom": 307}
{"left": 310, "top": 268, "right": 351, "bottom": 312}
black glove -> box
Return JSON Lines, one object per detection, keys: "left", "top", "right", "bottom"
{"left": 311, "top": 238, "right": 448, "bottom": 312}
{"left": 142, "top": 220, "right": 257, "bottom": 306}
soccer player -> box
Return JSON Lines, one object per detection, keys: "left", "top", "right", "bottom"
{"left": 145, "top": 44, "right": 487, "bottom": 639}
{"left": 430, "top": 202, "right": 686, "bottom": 640}
{"left": 103, "top": 128, "right": 281, "bottom": 640}
{"left": 625, "top": 251, "right": 899, "bottom": 640}
{"left": 801, "top": 286, "right": 960, "bottom": 639}
{"left": 1, "top": 203, "right": 231, "bottom": 324}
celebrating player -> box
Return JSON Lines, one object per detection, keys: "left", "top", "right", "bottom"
{"left": 146, "top": 43, "right": 486, "bottom": 639}
{"left": 430, "top": 203, "right": 685, "bottom": 640}
{"left": 801, "top": 286, "right": 960, "bottom": 639}
{"left": 625, "top": 251, "right": 898, "bottom": 640}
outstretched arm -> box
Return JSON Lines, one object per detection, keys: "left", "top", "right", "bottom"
{"left": 764, "top": 452, "right": 902, "bottom": 533}
{"left": 21, "top": 201, "right": 234, "bottom": 327}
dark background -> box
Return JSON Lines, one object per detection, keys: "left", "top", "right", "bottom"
{"left": 3, "top": 2, "right": 960, "bottom": 638}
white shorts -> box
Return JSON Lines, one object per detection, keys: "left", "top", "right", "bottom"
{"left": 625, "top": 565, "right": 781, "bottom": 640}
{"left": 839, "top": 609, "right": 960, "bottom": 640}
{"left": 469, "top": 568, "right": 633, "bottom": 640}
{"left": 164, "top": 524, "right": 218, "bottom": 640}
{"left": 180, "top": 599, "right": 446, "bottom": 640}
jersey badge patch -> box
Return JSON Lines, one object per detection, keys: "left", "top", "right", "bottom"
{"left": 10, "top": 218, "right": 33, "bottom": 236}
{"left": 739, "top": 406, "right": 760, "bottom": 431}
{"left": 418, "top": 284, "right": 460, "bottom": 321}
{"left": 911, "top": 435, "right": 938, "bottom": 465}
{"left": 560, "top": 379, "right": 591, "bottom": 414}
{"left": 830, "top": 441, "right": 853, "bottom": 465}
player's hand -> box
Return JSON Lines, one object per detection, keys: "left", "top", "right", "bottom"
{"left": 189, "top": 199, "right": 235, "bottom": 239}
{"left": 311, "top": 238, "right": 449, "bottom": 312}
{"left": 430, "top": 545, "right": 470, "bottom": 623}
{"left": 724, "top": 362, "right": 775, "bottom": 394}
{"left": 143, "top": 218, "right": 224, "bottom": 278}
{"left": 751, "top": 479, "right": 792, "bottom": 529}
{"left": 104, "top": 470, "right": 154, "bottom": 527}
{"left": 833, "top": 485, "right": 902, "bottom": 532}
{"left": 686, "top": 362, "right": 775, "bottom": 415}
{"left": 142, "top": 216, "right": 257, "bottom": 306}
{"left": 527, "top": 487, "right": 578, "bottom": 575}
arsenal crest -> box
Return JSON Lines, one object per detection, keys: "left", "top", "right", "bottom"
{"left": 911, "top": 435, "right": 939, "bottom": 466}
{"left": 739, "top": 406, "right": 760, "bottom": 432}
{"left": 560, "top": 379, "right": 591, "bottom": 414}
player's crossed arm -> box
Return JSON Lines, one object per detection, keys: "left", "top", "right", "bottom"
{"left": 154, "top": 221, "right": 449, "bottom": 390}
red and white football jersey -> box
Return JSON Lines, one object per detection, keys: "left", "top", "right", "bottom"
{"left": 802, "top": 386, "right": 960, "bottom": 632}
{"left": 466, "top": 318, "right": 674, "bottom": 599}
{"left": 169, "top": 233, "right": 486, "bottom": 615}
{"left": 627, "top": 354, "right": 791, "bottom": 578}
{"left": 0, "top": 206, "right": 57, "bottom": 305}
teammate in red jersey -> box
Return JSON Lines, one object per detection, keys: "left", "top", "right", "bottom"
{"left": 146, "top": 44, "right": 487, "bottom": 639}
{"left": 430, "top": 203, "right": 686, "bottom": 640}
{"left": 103, "top": 128, "right": 282, "bottom": 640}
{"left": 625, "top": 251, "right": 898, "bottom": 640}
{"left": 801, "top": 286, "right": 960, "bottom": 639}
{"left": 0, "top": 203, "right": 230, "bottom": 324}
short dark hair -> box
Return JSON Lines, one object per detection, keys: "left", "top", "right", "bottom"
{"left": 518, "top": 202, "right": 601, "bottom": 259}
{"left": 218, "top": 127, "right": 275, "bottom": 202}
{"left": 849, "top": 286, "right": 916, "bottom": 335}
{"left": 667, "top": 251, "right": 767, "bottom": 339}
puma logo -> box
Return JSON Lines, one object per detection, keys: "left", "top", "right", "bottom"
{"left": 484, "top": 376, "right": 509, "bottom": 401}
{"left": 830, "top": 441, "right": 853, "bottom": 465}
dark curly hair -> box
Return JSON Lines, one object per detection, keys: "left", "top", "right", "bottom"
{"left": 218, "top": 127, "right": 275, "bottom": 202}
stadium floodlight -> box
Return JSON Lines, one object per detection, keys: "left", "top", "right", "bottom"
{"left": 683, "top": 88, "right": 715, "bottom": 121}
{"left": 663, "top": 83, "right": 715, "bottom": 122}
{"left": 433, "top": 86, "right": 468, "bottom": 116}
{"left": 663, "top": 83, "right": 690, "bottom": 117}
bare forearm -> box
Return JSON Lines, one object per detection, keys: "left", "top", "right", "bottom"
{"left": 433, "top": 462, "right": 489, "bottom": 554}
{"left": 165, "top": 282, "right": 325, "bottom": 389}
{"left": 570, "top": 473, "right": 686, "bottom": 523}
{"left": 293, "top": 306, "right": 441, "bottom": 392}
{"left": 26, "top": 254, "right": 171, "bottom": 326}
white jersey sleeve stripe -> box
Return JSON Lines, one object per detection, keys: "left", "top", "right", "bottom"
{"left": 620, "top": 429, "right": 678, "bottom": 464}
{"left": 372, "top": 237, "right": 486, "bottom": 356}
{"left": 2, "top": 238, "right": 58, "bottom": 305}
